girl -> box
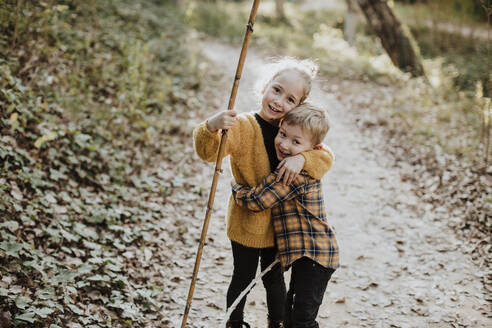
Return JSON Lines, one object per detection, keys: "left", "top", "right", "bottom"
{"left": 193, "top": 58, "right": 333, "bottom": 328}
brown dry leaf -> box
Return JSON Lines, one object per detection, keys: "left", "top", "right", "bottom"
{"left": 0, "top": 312, "right": 11, "bottom": 328}
{"left": 335, "top": 297, "right": 346, "bottom": 304}
{"left": 206, "top": 302, "right": 221, "bottom": 310}
{"left": 411, "top": 306, "right": 430, "bottom": 316}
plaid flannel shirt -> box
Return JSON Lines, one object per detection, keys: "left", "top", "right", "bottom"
{"left": 232, "top": 171, "right": 339, "bottom": 270}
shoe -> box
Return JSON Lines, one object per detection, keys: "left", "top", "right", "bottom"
{"left": 226, "top": 320, "right": 251, "bottom": 328}
{"left": 268, "top": 319, "right": 285, "bottom": 328}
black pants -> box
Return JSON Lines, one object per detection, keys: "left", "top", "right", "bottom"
{"left": 226, "top": 240, "right": 286, "bottom": 321}
{"left": 285, "top": 257, "right": 335, "bottom": 328}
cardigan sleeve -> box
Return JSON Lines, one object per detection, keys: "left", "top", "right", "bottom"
{"left": 193, "top": 119, "right": 241, "bottom": 162}
{"left": 193, "top": 121, "right": 221, "bottom": 162}
{"left": 301, "top": 145, "right": 334, "bottom": 180}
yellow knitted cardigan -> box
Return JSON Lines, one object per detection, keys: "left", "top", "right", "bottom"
{"left": 193, "top": 112, "right": 334, "bottom": 248}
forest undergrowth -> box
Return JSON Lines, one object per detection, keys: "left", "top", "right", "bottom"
{"left": 0, "top": 0, "right": 221, "bottom": 326}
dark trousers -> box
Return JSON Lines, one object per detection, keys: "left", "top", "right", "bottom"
{"left": 285, "top": 257, "right": 335, "bottom": 328}
{"left": 226, "top": 240, "right": 286, "bottom": 321}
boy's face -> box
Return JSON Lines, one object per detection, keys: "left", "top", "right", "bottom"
{"left": 260, "top": 70, "right": 305, "bottom": 124}
{"left": 274, "top": 122, "right": 315, "bottom": 161}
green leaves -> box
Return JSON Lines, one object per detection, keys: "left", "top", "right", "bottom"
{"left": 0, "top": 0, "right": 208, "bottom": 327}
{"left": 0, "top": 220, "right": 19, "bottom": 232}
{"left": 14, "top": 307, "right": 55, "bottom": 323}
{"left": 73, "top": 133, "right": 92, "bottom": 149}
{"left": 14, "top": 312, "right": 36, "bottom": 323}
{"left": 0, "top": 241, "right": 25, "bottom": 258}
{"left": 23, "top": 260, "right": 48, "bottom": 279}
{"left": 35, "top": 307, "right": 55, "bottom": 318}
{"left": 34, "top": 131, "right": 58, "bottom": 149}
{"left": 14, "top": 296, "right": 31, "bottom": 310}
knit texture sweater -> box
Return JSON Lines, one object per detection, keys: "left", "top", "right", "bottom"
{"left": 193, "top": 112, "right": 334, "bottom": 248}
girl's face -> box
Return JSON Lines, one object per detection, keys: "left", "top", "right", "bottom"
{"left": 259, "top": 70, "right": 306, "bottom": 125}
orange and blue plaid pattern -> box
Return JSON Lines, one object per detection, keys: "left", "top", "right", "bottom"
{"left": 232, "top": 172, "right": 339, "bottom": 270}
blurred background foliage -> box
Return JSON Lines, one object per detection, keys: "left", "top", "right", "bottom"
{"left": 396, "top": 0, "right": 489, "bottom": 23}
{"left": 186, "top": 0, "right": 491, "bottom": 96}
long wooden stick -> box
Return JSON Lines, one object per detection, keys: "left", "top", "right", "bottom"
{"left": 180, "top": 1, "right": 261, "bottom": 327}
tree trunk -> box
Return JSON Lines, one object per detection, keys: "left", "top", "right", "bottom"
{"left": 357, "top": 0, "right": 425, "bottom": 77}
{"left": 275, "top": 0, "right": 288, "bottom": 22}
{"left": 344, "top": 0, "right": 360, "bottom": 46}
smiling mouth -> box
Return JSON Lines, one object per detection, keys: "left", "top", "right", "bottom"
{"left": 277, "top": 149, "right": 289, "bottom": 158}
{"left": 268, "top": 104, "right": 282, "bottom": 113}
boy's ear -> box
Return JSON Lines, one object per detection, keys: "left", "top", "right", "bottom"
{"left": 313, "top": 144, "right": 323, "bottom": 150}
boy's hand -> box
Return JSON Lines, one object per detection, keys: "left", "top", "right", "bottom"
{"left": 207, "top": 110, "right": 238, "bottom": 132}
{"left": 276, "top": 154, "right": 305, "bottom": 185}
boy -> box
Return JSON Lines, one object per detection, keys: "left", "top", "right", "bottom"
{"left": 231, "top": 103, "right": 339, "bottom": 328}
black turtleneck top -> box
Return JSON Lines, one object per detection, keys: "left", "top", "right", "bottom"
{"left": 255, "top": 113, "right": 280, "bottom": 172}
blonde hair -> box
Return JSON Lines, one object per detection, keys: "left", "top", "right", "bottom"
{"left": 281, "top": 103, "right": 330, "bottom": 145}
{"left": 255, "top": 57, "right": 318, "bottom": 104}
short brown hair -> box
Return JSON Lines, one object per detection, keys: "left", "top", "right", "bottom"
{"left": 281, "top": 103, "right": 330, "bottom": 145}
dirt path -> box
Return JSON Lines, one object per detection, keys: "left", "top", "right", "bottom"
{"left": 166, "top": 41, "right": 491, "bottom": 327}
